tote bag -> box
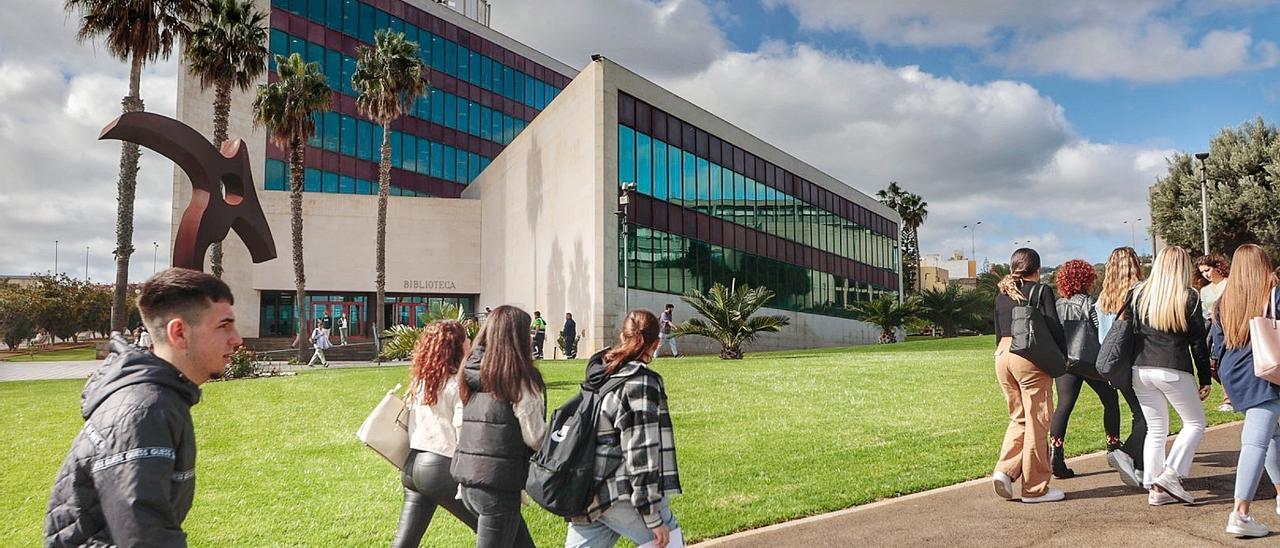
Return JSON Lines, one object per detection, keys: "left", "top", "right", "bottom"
{"left": 1096, "top": 296, "right": 1136, "bottom": 391}
{"left": 1062, "top": 295, "right": 1103, "bottom": 381}
{"left": 1251, "top": 287, "right": 1280, "bottom": 384}
{"left": 356, "top": 384, "right": 411, "bottom": 470}
{"left": 1010, "top": 284, "right": 1067, "bottom": 377}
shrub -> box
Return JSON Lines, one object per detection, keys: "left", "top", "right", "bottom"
{"left": 223, "top": 345, "right": 260, "bottom": 379}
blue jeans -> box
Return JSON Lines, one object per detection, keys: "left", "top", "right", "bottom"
{"left": 1234, "top": 397, "right": 1280, "bottom": 502}
{"left": 654, "top": 334, "right": 678, "bottom": 358}
{"left": 565, "top": 498, "right": 680, "bottom": 548}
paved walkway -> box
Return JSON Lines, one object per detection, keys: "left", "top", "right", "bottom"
{"left": 695, "top": 422, "right": 1275, "bottom": 547}
{"left": 0, "top": 360, "right": 403, "bottom": 382}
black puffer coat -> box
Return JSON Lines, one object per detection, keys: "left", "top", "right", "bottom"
{"left": 44, "top": 335, "right": 201, "bottom": 547}
{"left": 450, "top": 344, "right": 534, "bottom": 492}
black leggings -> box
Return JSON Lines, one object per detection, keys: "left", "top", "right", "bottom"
{"left": 460, "top": 486, "right": 534, "bottom": 548}
{"left": 1050, "top": 373, "right": 1120, "bottom": 441}
{"left": 391, "top": 450, "right": 478, "bottom": 548}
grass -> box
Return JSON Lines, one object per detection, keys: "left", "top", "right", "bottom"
{"left": 0, "top": 346, "right": 96, "bottom": 362}
{"left": 0, "top": 336, "right": 1239, "bottom": 546}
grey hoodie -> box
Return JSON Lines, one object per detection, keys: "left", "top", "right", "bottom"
{"left": 44, "top": 335, "right": 201, "bottom": 547}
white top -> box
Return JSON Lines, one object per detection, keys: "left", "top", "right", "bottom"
{"left": 1201, "top": 279, "right": 1226, "bottom": 319}
{"left": 513, "top": 388, "right": 548, "bottom": 451}
{"left": 408, "top": 377, "right": 464, "bottom": 457}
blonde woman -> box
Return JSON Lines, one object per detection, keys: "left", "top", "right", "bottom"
{"left": 1095, "top": 247, "right": 1148, "bottom": 488}
{"left": 1210, "top": 244, "right": 1280, "bottom": 537}
{"left": 1129, "top": 246, "right": 1211, "bottom": 506}
{"left": 991, "top": 248, "right": 1067, "bottom": 503}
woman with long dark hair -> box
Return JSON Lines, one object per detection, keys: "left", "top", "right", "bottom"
{"left": 1129, "top": 246, "right": 1211, "bottom": 506}
{"left": 1198, "top": 254, "right": 1234, "bottom": 412}
{"left": 1048, "top": 259, "right": 1122, "bottom": 479}
{"left": 566, "top": 310, "right": 684, "bottom": 548}
{"left": 1211, "top": 244, "right": 1280, "bottom": 537}
{"left": 991, "top": 248, "right": 1067, "bottom": 503}
{"left": 392, "top": 320, "right": 478, "bottom": 547}
{"left": 1095, "top": 247, "right": 1148, "bottom": 488}
{"left": 451, "top": 306, "right": 547, "bottom": 548}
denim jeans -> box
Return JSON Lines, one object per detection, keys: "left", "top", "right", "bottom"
{"left": 653, "top": 334, "right": 678, "bottom": 358}
{"left": 1234, "top": 397, "right": 1280, "bottom": 501}
{"left": 564, "top": 498, "right": 681, "bottom": 548}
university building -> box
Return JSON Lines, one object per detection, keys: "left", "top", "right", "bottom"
{"left": 175, "top": 0, "right": 902, "bottom": 355}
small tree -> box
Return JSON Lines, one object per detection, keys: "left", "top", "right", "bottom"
{"left": 850, "top": 295, "right": 921, "bottom": 344}
{"left": 0, "top": 284, "right": 39, "bottom": 350}
{"left": 674, "top": 282, "right": 790, "bottom": 359}
{"left": 918, "top": 283, "right": 985, "bottom": 337}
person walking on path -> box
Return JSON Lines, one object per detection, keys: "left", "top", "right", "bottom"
{"left": 452, "top": 306, "right": 547, "bottom": 548}
{"left": 44, "top": 268, "right": 242, "bottom": 547}
{"left": 1049, "top": 259, "right": 1123, "bottom": 479}
{"left": 531, "top": 311, "right": 547, "bottom": 360}
{"left": 339, "top": 315, "right": 349, "bottom": 346}
{"left": 562, "top": 312, "right": 578, "bottom": 359}
{"left": 991, "top": 248, "right": 1067, "bottom": 503}
{"left": 654, "top": 304, "right": 679, "bottom": 359}
{"left": 1198, "top": 254, "right": 1234, "bottom": 412}
{"left": 567, "top": 309, "right": 684, "bottom": 548}
{"left": 1095, "top": 247, "right": 1149, "bottom": 489}
{"left": 1128, "top": 246, "right": 1211, "bottom": 506}
{"left": 1209, "top": 244, "right": 1280, "bottom": 538}
{"left": 307, "top": 321, "right": 332, "bottom": 367}
{"left": 391, "top": 320, "right": 479, "bottom": 547}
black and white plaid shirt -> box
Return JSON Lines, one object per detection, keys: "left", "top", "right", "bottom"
{"left": 585, "top": 361, "right": 681, "bottom": 528}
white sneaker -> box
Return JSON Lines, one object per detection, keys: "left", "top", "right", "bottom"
{"left": 1226, "top": 512, "right": 1269, "bottom": 538}
{"left": 1153, "top": 470, "right": 1194, "bottom": 503}
{"left": 1148, "top": 490, "right": 1179, "bottom": 506}
{"left": 992, "top": 470, "right": 1014, "bottom": 500}
{"left": 1219, "top": 403, "right": 1236, "bottom": 413}
{"left": 1107, "top": 450, "right": 1142, "bottom": 488}
{"left": 1021, "top": 487, "right": 1065, "bottom": 503}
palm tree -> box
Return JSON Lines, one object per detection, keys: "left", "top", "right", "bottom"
{"left": 352, "top": 30, "right": 428, "bottom": 336}
{"left": 850, "top": 295, "right": 922, "bottom": 344}
{"left": 674, "top": 282, "right": 790, "bottom": 359}
{"left": 65, "top": 0, "right": 201, "bottom": 332}
{"left": 877, "top": 182, "right": 929, "bottom": 293}
{"left": 253, "top": 53, "right": 332, "bottom": 362}
{"left": 185, "top": 0, "right": 269, "bottom": 278}
{"left": 918, "top": 283, "right": 984, "bottom": 337}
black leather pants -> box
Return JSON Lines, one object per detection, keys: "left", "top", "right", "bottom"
{"left": 460, "top": 486, "right": 535, "bottom": 548}
{"left": 391, "top": 450, "right": 478, "bottom": 548}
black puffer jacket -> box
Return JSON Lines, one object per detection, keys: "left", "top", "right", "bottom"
{"left": 450, "top": 344, "right": 534, "bottom": 492}
{"left": 45, "top": 335, "right": 201, "bottom": 547}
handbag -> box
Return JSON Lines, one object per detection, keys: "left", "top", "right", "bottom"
{"left": 1251, "top": 287, "right": 1280, "bottom": 384}
{"left": 1010, "top": 283, "right": 1067, "bottom": 377}
{"left": 356, "top": 384, "right": 411, "bottom": 470}
{"left": 1096, "top": 293, "right": 1137, "bottom": 391}
{"left": 1063, "top": 295, "right": 1103, "bottom": 381}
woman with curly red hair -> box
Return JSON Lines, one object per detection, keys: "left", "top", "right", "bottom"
{"left": 1048, "top": 259, "right": 1123, "bottom": 479}
{"left": 391, "top": 320, "right": 478, "bottom": 547}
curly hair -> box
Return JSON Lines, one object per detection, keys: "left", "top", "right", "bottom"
{"left": 408, "top": 320, "right": 468, "bottom": 406}
{"left": 1196, "top": 254, "right": 1230, "bottom": 279}
{"left": 1056, "top": 259, "right": 1098, "bottom": 298}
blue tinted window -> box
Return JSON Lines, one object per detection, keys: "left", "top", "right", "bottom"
{"left": 502, "top": 66, "right": 514, "bottom": 97}
{"left": 304, "top": 168, "right": 321, "bottom": 192}
{"left": 402, "top": 135, "right": 416, "bottom": 173}
{"left": 417, "top": 138, "right": 429, "bottom": 174}
{"left": 636, "top": 132, "right": 651, "bottom": 195}
{"left": 618, "top": 126, "right": 635, "bottom": 186}
{"left": 357, "top": 177, "right": 372, "bottom": 195}
{"left": 356, "top": 121, "right": 371, "bottom": 160}
{"left": 307, "top": 0, "right": 324, "bottom": 20}
{"left": 430, "top": 142, "right": 443, "bottom": 178}
{"left": 445, "top": 41, "right": 457, "bottom": 76}
{"left": 389, "top": 131, "right": 402, "bottom": 168}
{"left": 469, "top": 153, "right": 480, "bottom": 182}
{"left": 653, "top": 141, "right": 667, "bottom": 199}
{"left": 456, "top": 150, "right": 468, "bottom": 182}
{"left": 443, "top": 146, "right": 455, "bottom": 181}
{"left": 430, "top": 89, "right": 444, "bottom": 124}
{"left": 390, "top": 16, "right": 403, "bottom": 35}
{"left": 341, "top": 0, "right": 357, "bottom": 35}
{"left": 682, "top": 151, "right": 696, "bottom": 204}
{"left": 374, "top": 10, "right": 388, "bottom": 36}
{"left": 469, "top": 102, "right": 481, "bottom": 135}
{"left": 667, "top": 146, "right": 681, "bottom": 205}
{"left": 697, "top": 158, "right": 710, "bottom": 209}
{"left": 358, "top": 4, "right": 374, "bottom": 41}
{"left": 709, "top": 164, "right": 721, "bottom": 205}
{"left": 339, "top": 175, "right": 355, "bottom": 194}
{"left": 480, "top": 108, "right": 491, "bottom": 141}
{"left": 514, "top": 71, "right": 525, "bottom": 104}
{"left": 430, "top": 34, "right": 444, "bottom": 70}
{"left": 457, "top": 100, "right": 469, "bottom": 133}
{"left": 323, "top": 172, "right": 338, "bottom": 193}
{"left": 340, "top": 115, "right": 356, "bottom": 156}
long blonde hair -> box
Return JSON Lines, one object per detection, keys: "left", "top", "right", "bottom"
{"left": 1218, "top": 244, "right": 1277, "bottom": 349}
{"left": 1135, "top": 246, "right": 1193, "bottom": 332}
{"left": 1098, "top": 247, "right": 1144, "bottom": 314}
{"left": 997, "top": 248, "right": 1041, "bottom": 301}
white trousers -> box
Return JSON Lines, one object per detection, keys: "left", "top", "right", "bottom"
{"left": 1132, "top": 366, "right": 1206, "bottom": 487}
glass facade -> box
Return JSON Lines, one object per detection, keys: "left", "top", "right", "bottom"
{"left": 617, "top": 93, "right": 900, "bottom": 317}
{"left": 260, "top": 291, "right": 476, "bottom": 337}
{"left": 263, "top": 0, "right": 568, "bottom": 198}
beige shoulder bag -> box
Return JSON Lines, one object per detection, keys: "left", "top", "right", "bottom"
{"left": 356, "top": 384, "right": 411, "bottom": 470}
{"left": 1251, "top": 288, "right": 1280, "bottom": 384}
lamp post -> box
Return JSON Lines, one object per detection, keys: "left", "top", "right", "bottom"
{"left": 54, "top": 240, "right": 59, "bottom": 275}
{"left": 1195, "top": 152, "right": 1210, "bottom": 255}
{"left": 616, "top": 183, "right": 636, "bottom": 312}
{"left": 1122, "top": 218, "right": 1143, "bottom": 249}
{"left": 961, "top": 221, "right": 981, "bottom": 259}
{"left": 152, "top": 242, "right": 159, "bottom": 275}
{"left": 85, "top": 246, "right": 90, "bottom": 281}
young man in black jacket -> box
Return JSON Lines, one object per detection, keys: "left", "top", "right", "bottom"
{"left": 44, "top": 268, "right": 242, "bottom": 547}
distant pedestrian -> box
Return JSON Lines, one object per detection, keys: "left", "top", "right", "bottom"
{"left": 453, "top": 305, "right": 546, "bottom": 548}
{"left": 1130, "top": 246, "right": 1210, "bottom": 506}
{"left": 654, "top": 304, "right": 679, "bottom": 359}
{"left": 531, "top": 311, "right": 547, "bottom": 360}
{"left": 44, "top": 268, "right": 242, "bottom": 546}
{"left": 1209, "top": 244, "right": 1280, "bottom": 538}
{"left": 991, "top": 248, "right": 1067, "bottom": 504}
{"left": 1198, "top": 254, "right": 1233, "bottom": 412}
{"left": 1095, "top": 247, "right": 1148, "bottom": 489}
{"left": 562, "top": 312, "right": 578, "bottom": 359}
{"left": 308, "top": 321, "right": 332, "bottom": 367}
{"left": 339, "top": 315, "right": 349, "bottom": 346}
{"left": 391, "top": 320, "right": 478, "bottom": 546}
{"left": 137, "top": 326, "right": 152, "bottom": 350}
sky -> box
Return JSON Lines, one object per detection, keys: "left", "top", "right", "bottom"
{"left": 1, "top": 0, "right": 1278, "bottom": 282}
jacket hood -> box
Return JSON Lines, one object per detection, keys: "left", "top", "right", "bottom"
{"left": 583, "top": 347, "right": 643, "bottom": 390}
{"left": 462, "top": 343, "right": 485, "bottom": 391}
{"left": 81, "top": 334, "right": 201, "bottom": 419}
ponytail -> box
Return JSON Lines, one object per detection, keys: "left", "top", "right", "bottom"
{"left": 998, "top": 274, "right": 1026, "bottom": 301}
{"left": 1000, "top": 248, "right": 1042, "bottom": 302}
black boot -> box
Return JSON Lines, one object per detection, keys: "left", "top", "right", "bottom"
{"left": 1051, "top": 444, "right": 1075, "bottom": 479}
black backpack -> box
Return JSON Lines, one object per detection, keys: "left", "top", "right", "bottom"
{"left": 526, "top": 368, "right": 651, "bottom": 517}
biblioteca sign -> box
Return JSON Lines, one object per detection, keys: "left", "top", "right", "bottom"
{"left": 402, "top": 279, "right": 457, "bottom": 290}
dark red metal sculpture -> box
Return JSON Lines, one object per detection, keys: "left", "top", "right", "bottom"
{"left": 99, "top": 112, "right": 276, "bottom": 271}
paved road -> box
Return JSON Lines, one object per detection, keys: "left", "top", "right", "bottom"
{"left": 0, "top": 360, "right": 405, "bottom": 382}
{"left": 695, "top": 422, "right": 1274, "bottom": 547}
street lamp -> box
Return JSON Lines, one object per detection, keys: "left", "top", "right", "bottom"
{"left": 1195, "top": 152, "right": 1210, "bottom": 255}
{"left": 54, "top": 240, "right": 59, "bottom": 275}
{"left": 615, "top": 183, "right": 636, "bottom": 312}
{"left": 961, "top": 221, "right": 981, "bottom": 260}
{"left": 1122, "top": 218, "right": 1143, "bottom": 249}
{"left": 85, "top": 246, "right": 90, "bottom": 281}
{"left": 152, "top": 242, "right": 159, "bottom": 275}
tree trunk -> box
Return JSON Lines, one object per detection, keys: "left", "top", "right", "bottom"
{"left": 289, "top": 138, "right": 309, "bottom": 363}
{"left": 209, "top": 80, "right": 232, "bottom": 278}
{"left": 110, "top": 53, "right": 145, "bottom": 334}
{"left": 720, "top": 343, "right": 743, "bottom": 359}
{"left": 880, "top": 329, "right": 896, "bottom": 344}
{"left": 375, "top": 122, "right": 391, "bottom": 336}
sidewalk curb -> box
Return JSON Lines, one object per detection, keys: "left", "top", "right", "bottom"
{"left": 690, "top": 421, "right": 1243, "bottom": 547}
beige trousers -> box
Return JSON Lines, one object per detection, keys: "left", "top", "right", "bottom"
{"left": 994, "top": 337, "right": 1054, "bottom": 497}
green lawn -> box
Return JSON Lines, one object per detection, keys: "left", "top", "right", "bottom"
{"left": 0, "top": 337, "right": 1239, "bottom": 546}
{"left": 0, "top": 346, "right": 96, "bottom": 362}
